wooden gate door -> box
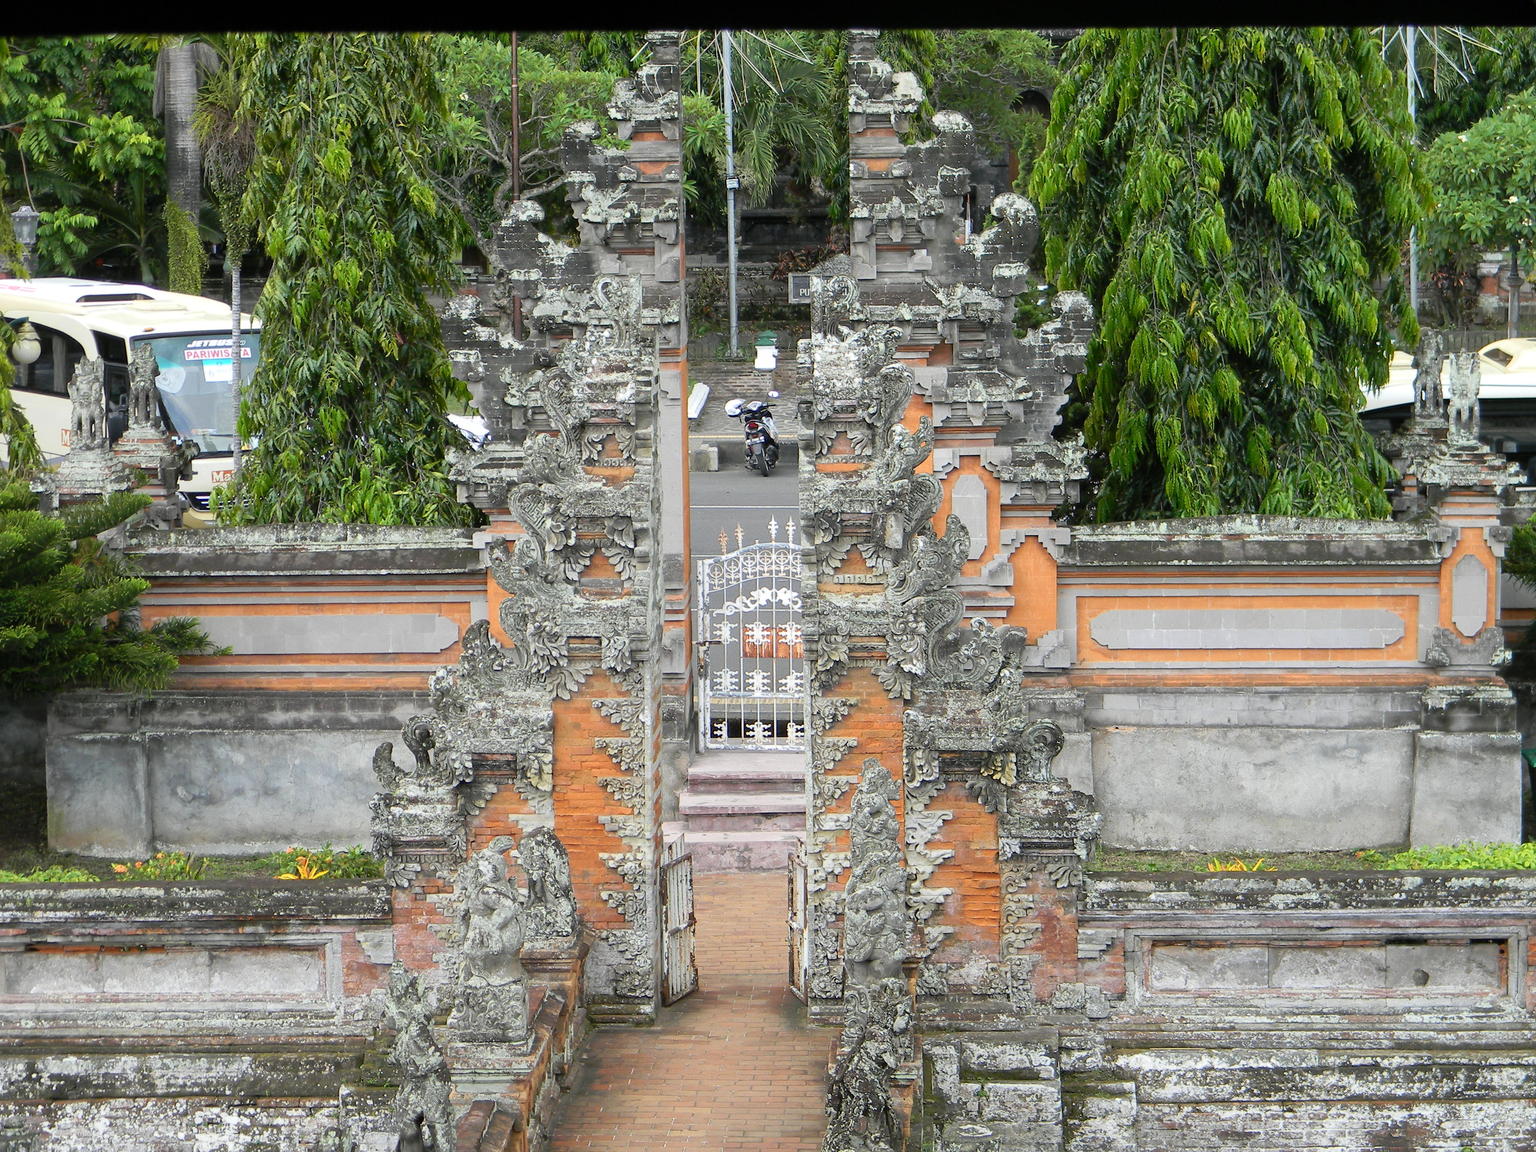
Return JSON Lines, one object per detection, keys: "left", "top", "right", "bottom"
{"left": 660, "top": 840, "right": 698, "bottom": 1004}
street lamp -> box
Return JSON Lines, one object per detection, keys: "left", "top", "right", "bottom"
{"left": 8, "top": 321, "right": 40, "bottom": 366}
{"left": 9, "top": 205, "right": 39, "bottom": 276}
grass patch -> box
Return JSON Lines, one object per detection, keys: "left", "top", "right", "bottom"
{"left": 1090, "top": 848, "right": 1381, "bottom": 873}
{"left": 0, "top": 779, "right": 380, "bottom": 882}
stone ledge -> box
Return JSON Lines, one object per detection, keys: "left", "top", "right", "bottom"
{"left": 126, "top": 524, "right": 484, "bottom": 577}
{"left": 1083, "top": 871, "right": 1536, "bottom": 914}
{"left": 0, "top": 879, "right": 392, "bottom": 924}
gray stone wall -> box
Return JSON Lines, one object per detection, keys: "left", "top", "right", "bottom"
{"left": 47, "top": 691, "right": 428, "bottom": 857}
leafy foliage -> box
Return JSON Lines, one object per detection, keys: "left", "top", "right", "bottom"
{"left": 263, "top": 843, "right": 381, "bottom": 880}
{"left": 1032, "top": 28, "right": 1427, "bottom": 522}
{"left": 926, "top": 29, "right": 1058, "bottom": 190}
{"left": 219, "top": 34, "right": 474, "bottom": 527}
{"left": 434, "top": 34, "right": 619, "bottom": 249}
{"left": 0, "top": 480, "right": 219, "bottom": 695}
{"left": 111, "top": 850, "right": 206, "bottom": 880}
{"left": 0, "top": 36, "right": 167, "bottom": 280}
{"left": 1422, "top": 90, "right": 1536, "bottom": 281}
{"left": 1205, "top": 857, "right": 1277, "bottom": 871}
{"left": 1355, "top": 842, "right": 1536, "bottom": 869}
{"left": 1401, "top": 27, "right": 1536, "bottom": 142}
{"left": 163, "top": 197, "right": 205, "bottom": 293}
{"left": 0, "top": 864, "right": 96, "bottom": 882}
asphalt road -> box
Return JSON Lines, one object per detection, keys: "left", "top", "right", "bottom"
{"left": 687, "top": 436, "right": 799, "bottom": 561}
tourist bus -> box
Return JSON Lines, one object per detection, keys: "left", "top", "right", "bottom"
{"left": 0, "top": 278, "right": 259, "bottom": 507}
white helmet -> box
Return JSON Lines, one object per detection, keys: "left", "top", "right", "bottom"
{"left": 724, "top": 398, "right": 745, "bottom": 417}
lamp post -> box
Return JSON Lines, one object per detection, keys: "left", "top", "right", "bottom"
{"left": 9, "top": 205, "right": 39, "bottom": 276}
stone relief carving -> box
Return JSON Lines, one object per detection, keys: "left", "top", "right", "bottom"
{"left": 382, "top": 964, "right": 452, "bottom": 1143}
{"left": 843, "top": 759, "right": 909, "bottom": 987}
{"left": 447, "top": 837, "right": 530, "bottom": 1046}
{"left": 1412, "top": 330, "right": 1446, "bottom": 424}
{"left": 519, "top": 826, "right": 578, "bottom": 944}
{"left": 823, "top": 976, "right": 911, "bottom": 1152}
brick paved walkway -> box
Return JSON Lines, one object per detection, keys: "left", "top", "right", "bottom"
{"left": 547, "top": 872, "right": 833, "bottom": 1150}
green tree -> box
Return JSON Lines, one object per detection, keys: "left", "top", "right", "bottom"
{"left": 927, "top": 30, "right": 1058, "bottom": 189}
{"left": 434, "top": 34, "right": 621, "bottom": 249}
{"left": 0, "top": 37, "right": 166, "bottom": 280}
{"left": 0, "top": 481, "right": 217, "bottom": 695}
{"left": 1423, "top": 91, "right": 1536, "bottom": 339}
{"left": 1032, "top": 28, "right": 1427, "bottom": 522}
{"left": 220, "top": 33, "right": 472, "bottom": 527}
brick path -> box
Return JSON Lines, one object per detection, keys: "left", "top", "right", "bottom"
{"left": 547, "top": 872, "right": 833, "bottom": 1150}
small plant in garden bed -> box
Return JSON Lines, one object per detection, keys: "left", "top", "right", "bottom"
{"left": 111, "top": 851, "right": 207, "bottom": 881}
{"left": 0, "top": 865, "right": 97, "bottom": 882}
{"left": 262, "top": 845, "right": 382, "bottom": 880}
{"left": 1355, "top": 842, "right": 1536, "bottom": 870}
{"left": 1206, "top": 857, "right": 1277, "bottom": 872}
{"left": 1089, "top": 849, "right": 1366, "bottom": 873}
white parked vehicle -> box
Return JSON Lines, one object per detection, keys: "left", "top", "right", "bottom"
{"left": 1, "top": 278, "right": 258, "bottom": 508}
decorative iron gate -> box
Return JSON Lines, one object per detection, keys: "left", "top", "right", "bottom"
{"left": 660, "top": 838, "right": 697, "bottom": 1005}
{"left": 696, "top": 521, "right": 805, "bottom": 749}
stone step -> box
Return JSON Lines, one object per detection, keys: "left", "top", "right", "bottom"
{"left": 687, "top": 762, "right": 805, "bottom": 793}
{"left": 679, "top": 791, "right": 805, "bottom": 818}
{"left": 683, "top": 828, "right": 803, "bottom": 874}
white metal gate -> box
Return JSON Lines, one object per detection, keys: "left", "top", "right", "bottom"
{"left": 696, "top": 521, "right": 805, "bottom": 750}
{"left": 787, "top": 847, "right": 808, "bottom": 1002}
{"left": 660, "top": 838, "right": 697, "bottom": 1005}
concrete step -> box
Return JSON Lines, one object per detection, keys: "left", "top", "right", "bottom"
{"left": 687, "top": 762, "right": 805, "bottom": 793}
{"left": 679, "top": 791, "right": 804, "bottom": 819}
{"left": 684, "top": 828, "right": 803, "bottom": 874}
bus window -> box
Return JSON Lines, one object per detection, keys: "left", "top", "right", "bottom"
{"left": 99, "top": 334, "right": 130, "bottom": 441}
{"left": 140, "top": 331, "right": 259, "bottom": 456}
{"left": 13, "top": 323, "right": 85, "bottom": 397}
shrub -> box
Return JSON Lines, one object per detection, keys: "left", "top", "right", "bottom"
{"left": 264, "top": 844, "right": 382, "bottom": 880}
{"left": 1355, "top": 842, "right": 1536, "bottom": 870}
{"left": 0, "top": 865, "right": 98, "bottom": 882}
{"left": 111, "top": 851, "right": 206, "bottom": 880}
{"left": 1206, "top": 857, "right": 1276, "bottom": 872}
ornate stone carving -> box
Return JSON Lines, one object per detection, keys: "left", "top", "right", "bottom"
{"left": 447, "top": 837, "right": 530, "bottom": 1046}
{"left": 519, "top": 826, "right": 577, "bottom": 944}
{"left": 1412, "top": 330, "right": 1447, "bottom": 424}
{"left": 382, "top": 964, "right": 451, "bottom": 1142}
{"left": 823, "top": 976, "right": 911, "bottom": 1152}
{"left": 843, "top": 759, "right": 909, "bottom": 986}
{"left": 1448, "top": 351, "right": 1482, "bottom": 449}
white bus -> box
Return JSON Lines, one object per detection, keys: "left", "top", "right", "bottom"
{"left": 1, "top": 278, "right": 259, "bottom": 507}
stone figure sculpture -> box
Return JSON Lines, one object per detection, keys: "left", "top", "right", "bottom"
{"left": 1447, "top": 351, "right": 1482, "bottom": 449}
{"left": 67, "top": 357, "right": 108, "bottom": 452}
{"left": 843, "top": 759, "right": 909, "bottom": 986}
{"left": 126, "top": 341, "right": 163, "bottom": 432}
{"left": 1412, "top": 329, "right": 1445, "bottom": 422}
{"left": 823, "top": 977, "right": 911, "bottom": 1152}
{"left": 519, "top": 826, "right": 577, "bottom": 943}
{"left": 382, "top": 964, "right": 451, "bottom": 1147}
{"left": 447, "top": 836, "right": 530, "bottom": 1044}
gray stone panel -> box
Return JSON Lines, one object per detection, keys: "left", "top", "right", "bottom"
{"left": 0, "top": 945, "right": 323, "bottom": 1001}
{"left": 1385, "top": 943, "right": 1502, "bottom": 991}
{"left": 1089, "top": 607, "right": 1404, "bottom": 650}
{"left": 1084, "top": 688, "right": 1422, "bottom": 731}
{"left": 1147, "top": 945, "right": 1269, "bottom": 991}
{"left": 198, "top": 612, "right": 460, "bottom": 655}
{"left": 1092, "top": 727, "right": 1414, "bottom": 851}
{"left": 1452, "top": 551, "right": 1489, "bottom": 636}
{"left": 1409, "top": 730, "right": 1522, "bottom": 847}
{"left": 47, "top": 691, "right": 426, "bottom": 856}
{"left": 1268, "top": 944, "right": 1386, "bottom": 990}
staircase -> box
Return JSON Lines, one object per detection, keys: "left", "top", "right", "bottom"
{"left": 674, "top": 749, "right": 806, "bottom": 873}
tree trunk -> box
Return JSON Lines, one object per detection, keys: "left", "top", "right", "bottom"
{"left": 230, "top": 261, "right": 243, "bottom": 476}
{"left": 158, "top": 42, "right": 204, "bottom": 231}
{"left": 1510, "top": 245, "right": 1522, "bottom": 340}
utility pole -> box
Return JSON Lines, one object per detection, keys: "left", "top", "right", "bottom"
{"left": 1406, "top": 26, "right": 1419, "bottom": 319}
{"left": 510, "top": 32, "right": 523, "bottom": 341}
{"left": 723, "top": 30, "right": 740, "bottom": 357}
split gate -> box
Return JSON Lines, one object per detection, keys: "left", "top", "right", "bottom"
{"left": 696, "top": 522, "right": 806, "bottom": 750}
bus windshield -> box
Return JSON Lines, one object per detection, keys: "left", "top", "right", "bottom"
{"left": 138, "top": 331, "right": 260, "bottom": 456}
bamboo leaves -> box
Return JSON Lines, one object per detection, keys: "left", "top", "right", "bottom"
{"left": 1032, "top": 27, "right": 1427, "bottom": 521}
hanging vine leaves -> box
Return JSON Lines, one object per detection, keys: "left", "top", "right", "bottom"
{"left": 1032, "top": 28, "right": 1428, "bottom": 522}
{"left": 219, "top": 33, "right": 472, "bottom": 527}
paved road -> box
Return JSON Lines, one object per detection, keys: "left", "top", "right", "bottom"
{"left": 689, "top": 437, "right": 799, "bottom": 560}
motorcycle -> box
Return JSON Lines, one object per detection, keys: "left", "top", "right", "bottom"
{"left": 724, "top": 393, "right": 781, "bottom": 477}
